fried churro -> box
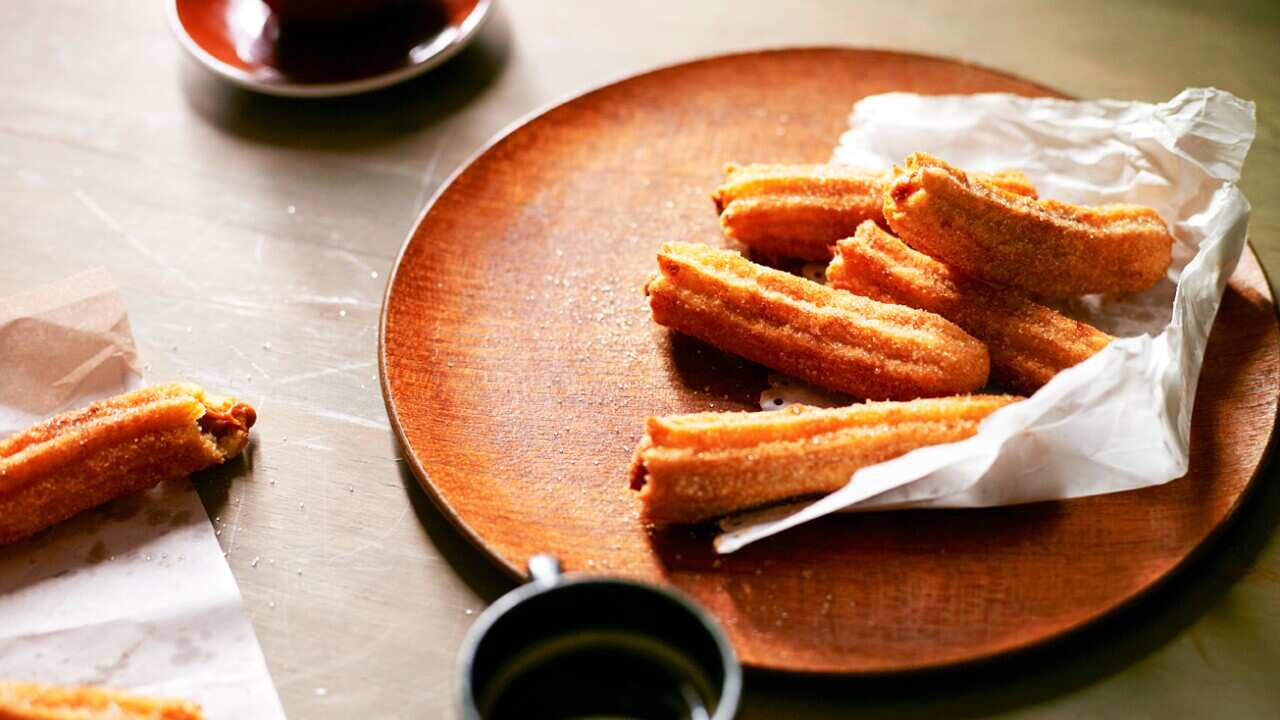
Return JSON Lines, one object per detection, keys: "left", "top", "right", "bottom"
{"left": 645, "top": 242, "right": 990, "bottom": 400}
{"left": 828, "top": 221, "right": 1114, "bottom": 394}
{"left": 0, "top": 383, "right": 256, "bottom": 545}
{"left": 712, "top": 163, "right": 1036, "bottom": 261}
{"left": 0, "top": 681, "right": 204, "bottom": 720}
{"left": 883, "top": 153, "right": 1173, "bottom": 298}
{"left": 630, "top": 395, "right": 1021, "bottom": 523}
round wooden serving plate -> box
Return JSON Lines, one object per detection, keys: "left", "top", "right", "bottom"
{"left": 380, "top": 49, "right": 1280, "bottom": 673}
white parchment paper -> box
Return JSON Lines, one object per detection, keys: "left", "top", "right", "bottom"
{"left": 717, "top": 88, "right": 1257, "bottom": 553}
{"left": 0, "top": 270, "right": 286, "bottom": 718}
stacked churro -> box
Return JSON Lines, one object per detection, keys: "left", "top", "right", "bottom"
{"left": 713, "top": 162, "right": 1036, "bottom": 261}
{"left": 0, "top": 383, "right": 256, "bottom": 545}
{"left": 883, "top": 153, "right": 1173, "bottom": 298}
{"left": 828, "top": 221, "right": 1114, "bottom": 394}
{"left": 634, "top": 150, "right": 1173, "bottom": 524}
{"left": 0, "top": 681, "right": 204, "bottom": 720}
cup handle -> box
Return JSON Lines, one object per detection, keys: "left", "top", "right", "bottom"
{"left": 527, "top": 554, "right": 562, "bottom": 587}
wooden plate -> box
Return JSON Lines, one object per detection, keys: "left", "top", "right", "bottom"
{"left": 379, "top": 49, "right": 1280, "bottom": 673}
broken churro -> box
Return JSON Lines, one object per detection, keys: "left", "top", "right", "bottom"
{"left": 713, "top": 162, "right": 1036, "bottom": 261}
{"left": 0, "top": 383, "right": 256, "bottom": 545}
{"left": 630, "top": 395, "right": 1021, "bottom": 524}
{"left": 828, "top": 221, "right": 1114, "bottom": 394}
{"left": 883, "top": 153, "right": 1173, "bottom": 298}
{"left": 645, "top": 242, "right": 990, "bottom": 400}
{"left": 0, "top": 681, "right": 204, "bottom": 720}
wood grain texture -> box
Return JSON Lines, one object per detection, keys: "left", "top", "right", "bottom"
{"left": 379, "top": 49, "right": 1280, "bottom": 673}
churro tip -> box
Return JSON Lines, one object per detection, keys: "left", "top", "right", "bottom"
{"left": 628, "top": 435, "right": 652, "bottom": 492}
{"left": 642, "top": 271, "right": 659, "bottom": 296}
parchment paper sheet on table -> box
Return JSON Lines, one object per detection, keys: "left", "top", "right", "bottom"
{"left": 717, "top": 88, "right": 1256, "bottom": 553}
{"left": 0, "top": 270, "right": 285, "bottom": 718}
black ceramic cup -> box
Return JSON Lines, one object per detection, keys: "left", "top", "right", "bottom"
{"left": 458, "top": 555, "right": 742, "bottom": 720}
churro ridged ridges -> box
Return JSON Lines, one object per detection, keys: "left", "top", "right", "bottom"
{"left": 0, "top": 383, "right": 256, "bottom": 545}
{"left": 712, "top": 163, "right": 1037, "bottom": 261}
{"left": 971, "top": 169, "right": 1038, "bottom": 199}
{"left": 630, "top": 395, "right": 1021, "bottom": 524}
{"left": 828, "top": 221, "right": 1114, "bottom": 394}
{"left": 644, "top": 242, "right": 990, "bottom": 400}
{"left": 883, "top": 153, "right": 1173, "bottom": 298}
{"left": 0, "top": 681, "right": 205, "bottom": 720}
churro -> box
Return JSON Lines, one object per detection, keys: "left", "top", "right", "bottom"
{"left": 0, "top": 681, "right": 204, "bottom": 720}
{"left": 828, "top": 221, "right": 1114, "bottom": 393}
{"left": 630, "top": 395, "right": 1021, "bottom": 523}
{"left": 883, "top": 153, "right": 1173, "bottom": 298}
{"left": 645, "top": 242, "right": 990, "bottom": 400}
{"left": 712, "top": 163, "right": 1036, "bottom": 261}
{"left": 0, "top": 383, "right": 256, "bottom": 545}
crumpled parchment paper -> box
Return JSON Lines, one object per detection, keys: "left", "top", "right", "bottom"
{"left": 0, "top": 270, "right": 286, "bottom": 718}
{"left": 718, "top": 88, "right": 1256, "bottom": 553}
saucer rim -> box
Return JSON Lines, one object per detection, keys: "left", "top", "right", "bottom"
{"left": 167, "top": 0, "right": 494, "bottom": 98}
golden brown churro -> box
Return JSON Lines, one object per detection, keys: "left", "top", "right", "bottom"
{"left": 0, "top": 383, "right": 256, "bottom": 545}
{"left": 828, "top": 221, "right": 1114, "bottom": 394}
{"left": 712, "top": 163, "right": 1036, "bottom": 261}
{"left": 883, "top": 153, "right": 1173, "bottom": 298}
{"left": 0, "top": 681, "right": 204, "bottom": 720}
{"left": 630, "top": 395, "right": 1021, "bottom": 524}
{"left": 645, "top": 242, "right": 990, "bottom": 400}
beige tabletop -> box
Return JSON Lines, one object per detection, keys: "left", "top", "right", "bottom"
{"left": 2, "top": 1, "right": 1278, "bottom": 717}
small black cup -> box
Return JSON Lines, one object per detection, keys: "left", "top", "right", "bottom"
{"left": 458, "top": 555, "right": 742, "bottom": 720}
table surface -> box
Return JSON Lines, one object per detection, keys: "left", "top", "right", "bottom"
{"left": 2, "top": 1, "right": 1277, "bottom": 718}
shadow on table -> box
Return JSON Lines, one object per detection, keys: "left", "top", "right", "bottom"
{"left": 736, "top": 446, "right": 1280, "bottom": 719}
{"left": 193, "top": 435, "right": 257, "bottom": 522}
{"left": 395, "top": 449, "right": 512, "bottom": 604}
{"left": 178, "top": 3, "right": 512, "bottom": 150}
